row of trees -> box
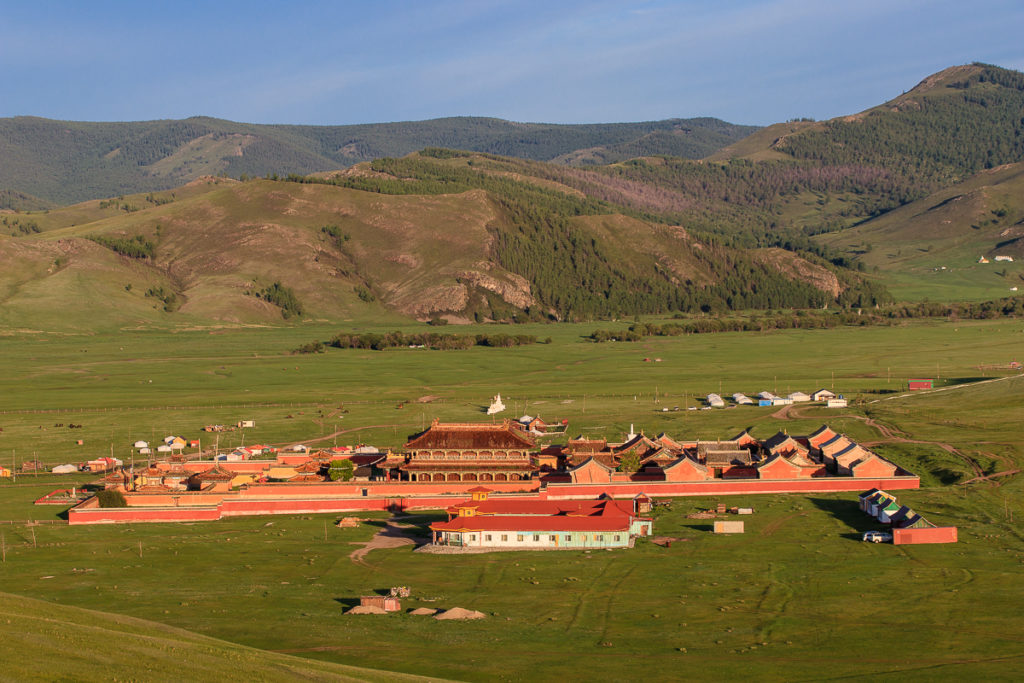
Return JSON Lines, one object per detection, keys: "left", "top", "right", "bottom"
{"left": 327, "top": 331, "right": 539, "bottom": 351}
{"left": 589, "top": 297, "right": 1024, "bottom": 342}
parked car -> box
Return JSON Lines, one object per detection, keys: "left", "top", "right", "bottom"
{"left": 862, "top": 530, "right": 893, "bottom": 543}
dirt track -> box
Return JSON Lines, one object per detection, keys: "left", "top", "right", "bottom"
{"left": 348, "top": 518, "right": 423, "bottom": 567}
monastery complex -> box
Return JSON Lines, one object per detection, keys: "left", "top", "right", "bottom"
{"left": 66, "top": 420, "right": 918, "bottom": 525}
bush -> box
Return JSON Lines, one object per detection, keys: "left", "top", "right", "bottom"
{"left": 96, "top": 489, "right": 128, "bottom": 508}
{"left": 260, "top": 282, "right": 302, "bottom": 318}
{"left": 329, "top": 459, "right": 355, "bottom": 481}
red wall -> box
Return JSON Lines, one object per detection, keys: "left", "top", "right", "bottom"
{"left": 68, "top": 474, "right": 920, "bottom": 525}
{"left": 893, "top": 526, "right": 957, "bottom": 545}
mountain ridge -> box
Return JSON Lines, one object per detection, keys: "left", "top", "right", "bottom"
{"left": 0, "top": 115, "right": 757, "bottom": 205}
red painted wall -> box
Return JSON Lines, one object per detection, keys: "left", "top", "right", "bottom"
{"left": 893, "top": 526, "right": 957, "bottom": 545}
{"left": 68, "top": 473, "right": 920, "bottom": 525}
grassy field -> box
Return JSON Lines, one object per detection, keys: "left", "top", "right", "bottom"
{"left": 0, "top": 318, "right": 1023, "bottom": 680}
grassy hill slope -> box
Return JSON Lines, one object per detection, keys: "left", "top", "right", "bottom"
{"left": 0, "top": 115, "right": 757, "bottom": 205}
{"left": 0, "top": 150, "right": 888, "bottom": 331}
{"left": 816, "top": 163, "right": 1024, "bottom": 301}
{"left": 0, "top": 592, "right": 430, "bottom": 682}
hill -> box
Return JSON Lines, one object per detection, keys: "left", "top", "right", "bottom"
{"left": 816, "top": 162, "right": 1024, "bottom": 301}
{"left": 0, "top": 151, "right": 889, "bottom": 332}
{"left": 0, "top": 115, "right": 757, "bottom": 205}
{"left": 0, "top": 591, "right": 430, "bottom": 682}
{"left": 710, "top": 64, "right": 1024, "bottom": 202}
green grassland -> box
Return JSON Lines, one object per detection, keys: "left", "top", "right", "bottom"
{"left": 1, "top": 312, "right": 1023, "bottom": 680}
{"left": 0, "top": 591, "right": 434, "bottom": 682}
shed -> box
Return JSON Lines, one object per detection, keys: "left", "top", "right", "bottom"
{"left": 706, "top": 393, "right": 725, "bottom": 408}
{"left": 908, "top": 379, "right": 933, "bottom": 391}
{"left": 713, "top": 521, "right": 744, "bottom": 534}
{"left": 359, "top": 595, "right": 402, "bottom": 612}
{"left": 52, "top": 464, "right": 78, "bottom": 474}
{"left": 826, "top": 398, "right": 848, "bottom": 408}
{"left": 811, "top": 389, "right": 836, "bottom": 402}
{"left": 788, "top": 391, "right": 811, "bottom": 402}
{"left": 133, "top": 440, "right": 149, "bottom": 449}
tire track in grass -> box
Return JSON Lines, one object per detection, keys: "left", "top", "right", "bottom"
{"left": 565, "top": 557, "right": 614, "bottom": 633}
{"left": 756, "top": 563, "right": 794, "bottom": 642}
{"left": 596, "top": 563, "right": 637, "bottom": 646}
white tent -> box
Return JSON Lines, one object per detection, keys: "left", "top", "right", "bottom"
{"left": 163, "top": 436, "right": 176, "bottom": 444}
{"left": 52, "top": 464, "right": 78, "bottom": 474}
{"left": 133, "top": 440, "right": 148, "bottom": 449}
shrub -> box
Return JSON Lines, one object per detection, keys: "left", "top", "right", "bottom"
{"left": 96, "top": 489, "right": 127, "bottom": 508}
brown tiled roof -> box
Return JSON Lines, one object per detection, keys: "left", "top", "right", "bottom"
{"left": 295, "top": 460, "right": 323, "bottom": 474}
{"left": 566, "top": 453, "right": 616, "bottom": 469}
{"left": 695, "top": 440, "right": 741, "bottom": 455}
{"left": 405, "top": 420, "right": 536, "bottom": 450}
{"left": 704, "top": 450, "right": 753, "bottom": 467}
{"left": 197, "top": 464, "right": 235, "bottom": 481}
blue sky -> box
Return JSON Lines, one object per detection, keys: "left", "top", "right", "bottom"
{"left": 2, "top": 0, "right": 1022, "bottom": 126}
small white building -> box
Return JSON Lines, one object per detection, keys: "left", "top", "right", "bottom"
{"left": 757, "top": 391, "right": 777, "bottom": 401}
{"left": 827, "top": 398, "right": 848, "bottom": 408}
{"left": 732, "top": 393, "right": 753, "bottom": 405}
{"left": 788, "top": 391, "right": 811, "bottom": 402}
{"left": 706, "top": 393, "right": 725, "bottom": 408}
{"left": 771, "top": 397, "right": 794, "bottom": 406}
{"left": 994, "top": 255, "right": 1014, "bottom": 262}
{"left": 812, "top": 389, "right": 836, "bottom": 402}
{"left": 133, "top": 440, "right": 149, "bottom": 449}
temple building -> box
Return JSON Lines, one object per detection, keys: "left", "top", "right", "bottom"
{"left": 400, "top": 420, "right": 536, "bottom": 482}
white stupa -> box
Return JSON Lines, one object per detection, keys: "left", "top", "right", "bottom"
{"left": 487, "top": 394, "right": 506, "bottom": 415}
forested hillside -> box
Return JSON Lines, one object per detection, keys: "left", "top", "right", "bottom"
{"left": 0, "top": 115, "right": 756, "bottom": 204}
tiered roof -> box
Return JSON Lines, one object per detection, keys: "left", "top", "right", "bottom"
{"left": 406, "top": 420, "right": 536, "bottom": 450}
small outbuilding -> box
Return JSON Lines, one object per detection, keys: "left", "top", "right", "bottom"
{"left": 360, "top": 595, "right": 402, "bottom": 612}
{"left": 713, "top": 520, "right": 744, "bottom": 534}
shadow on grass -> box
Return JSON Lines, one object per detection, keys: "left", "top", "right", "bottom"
{"left": 333, "top": 597, "right": 360, "bottom": 609}
{"left": 808, "top": 497, "right": 881, "bottom": 541}
{"left": 943, "top": 377, "right": 990, "bottom": 386}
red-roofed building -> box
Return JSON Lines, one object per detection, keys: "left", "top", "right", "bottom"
{"left": 430, "top": 495, "right": 652, "bottom": 549}
{"left": 400, "top": 419, "right": 535, "bottom": 483}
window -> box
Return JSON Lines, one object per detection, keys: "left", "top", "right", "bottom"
{"left": 614, "top": 535, "right": 621, "bottom": 542}
{"left": 549, "top": 535, "right": 557, "bottom": 542}
{"left": 533, "top": 534, "right": 540, "bottom": 542}
{"left": 564, "top": 534, "right": 572, "bottom": 542}
{"left": 469, "top": 534, "right": 476, "bottom": 541}
{"left": 485, "top": 534, "right": 492, "bottom": 542}
{"left": 596, "top": 535, "right": 603, "bottom": 542}
{"left": 501, "top": 534, "right": 508, "bottom": 542}
{"left": 517, "top": 534, "right": 524, "bottom": 542}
